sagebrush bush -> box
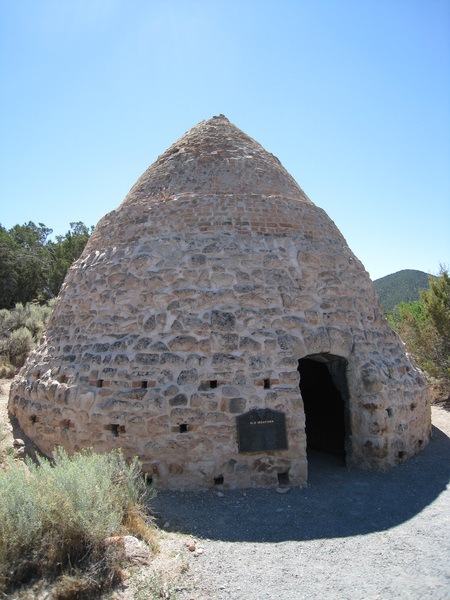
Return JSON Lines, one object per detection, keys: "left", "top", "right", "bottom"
{"left": 4, "top": 302, "right": 27, "bottom": 332}
{"left": 0, "top": 301, "right": 53, "bottom": 372}
{"left": 0, "top": 357, "right": 15, "bottom": 378}
{"left": 0, "top": 309, "right": 10, "bottom": 337}
{"left": 0, "top": 427, "right": 17, "bottom": 465}
{"left": 24, "top": 302, "right": 52, "bottom": 339}
{"left": 0, "top": 448, "right": 153, "bottom": 594}
{"left": 8, "top": 326, "right": 35, "bottom": 367}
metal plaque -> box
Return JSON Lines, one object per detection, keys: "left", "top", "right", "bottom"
{"left": 237, "top": 408, "right": 288, "bottom": 453}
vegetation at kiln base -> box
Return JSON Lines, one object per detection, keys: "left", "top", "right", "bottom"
{"left": 389, "top": 267, "right": 450, "bottom": 387}
{"left": 0, "top": 427, "right": 16, "bottom": 466}
{"left": 131, "top": 571, "right": 180, "bottom": 599}
{"left": 0, "top": 301, "right": 54, "bottom": 376}
{"left": 373, "top": 269, "right": 432, "bottom": 313}
{"left": 0, "top": 220, "right": 92, "bottom": 309}
{"left": 0, "top": 448, "right": 156, "bottom": 597}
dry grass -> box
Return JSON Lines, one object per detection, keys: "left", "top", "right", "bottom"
{"left": 0, "top": 359, "right": 16, "bottom": 379}
{"left": 429, "top": 378, "right": 450, "bottom": 411}
{"left": 121, "top": 511, "right": 160, "bottom": 556}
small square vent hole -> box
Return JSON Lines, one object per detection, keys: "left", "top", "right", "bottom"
{"left": 277, "top": 472, "right": 290, "bottom": 486}
{"left": 104, "top": 424, "right": 125, "bottom": 437}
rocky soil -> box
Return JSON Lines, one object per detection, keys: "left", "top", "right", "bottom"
{"left": 1, "top": 380, "right": 449, "bottom": 599}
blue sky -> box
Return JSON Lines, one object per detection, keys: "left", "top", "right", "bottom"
{"left": 1, "top": 0, "right": 449, "bottom": 280}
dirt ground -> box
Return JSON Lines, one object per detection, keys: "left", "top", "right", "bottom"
{"left": 1, "top": 380, "right": 449, "bottom": 599}
{"left": 0, "top": 379, "right": 14, "bottom": 452}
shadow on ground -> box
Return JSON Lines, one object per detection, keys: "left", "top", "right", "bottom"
{"left": 153, "top": 422, "right": 450, "bottom": 543}
{"left": 8, "top": 410, "right": 43, "bottom": 464}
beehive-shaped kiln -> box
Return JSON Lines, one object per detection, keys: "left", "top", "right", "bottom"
{"left": 9, "top": 115, "right": 431, "bottom": 488}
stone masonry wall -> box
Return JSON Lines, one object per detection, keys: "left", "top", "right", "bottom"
{"left": 9, "top": 199, "right": 431, "bottom": 488}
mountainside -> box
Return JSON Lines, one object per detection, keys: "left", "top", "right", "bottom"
{"left": 373, "top": 269, "right": 431, "bottom": 313}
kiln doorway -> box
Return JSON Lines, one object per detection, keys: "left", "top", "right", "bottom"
{"left": 298, "top": 354, "right": 349, "bottom": 462}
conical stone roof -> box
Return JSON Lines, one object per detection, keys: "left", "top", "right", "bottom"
{"left": 125, "top": 114, "right": 310, "bottom": 200}
{"left": 89, "top": 114, "right": 317, "bottom": 247}
{"left": 9, "top": 115, "right": 431, "bottom": 490}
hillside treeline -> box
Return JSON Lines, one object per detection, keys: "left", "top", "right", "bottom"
{"left": 389, "top": 267, "right": 450, "bottom": 389}
{"left": 374, "top": 269, "right": 431, "bottom": 313}
{"left": 0, "top": 221, "right": 92, "bottom": 310}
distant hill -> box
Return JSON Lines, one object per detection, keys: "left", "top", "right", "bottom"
{"left": 373, "top": 269, "right": 431, "bottom": 313}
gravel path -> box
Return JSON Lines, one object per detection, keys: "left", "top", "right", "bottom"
{"left": 154, "top": 406, "right": 450, "bottom": 599}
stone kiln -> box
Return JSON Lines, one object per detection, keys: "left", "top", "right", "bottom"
{"left": 9, "top": 115, "right": 431, "bottom": 489}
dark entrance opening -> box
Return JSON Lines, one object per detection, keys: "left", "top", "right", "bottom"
{"left": 298, "top": 354, "right": 349, "bottom": 462}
